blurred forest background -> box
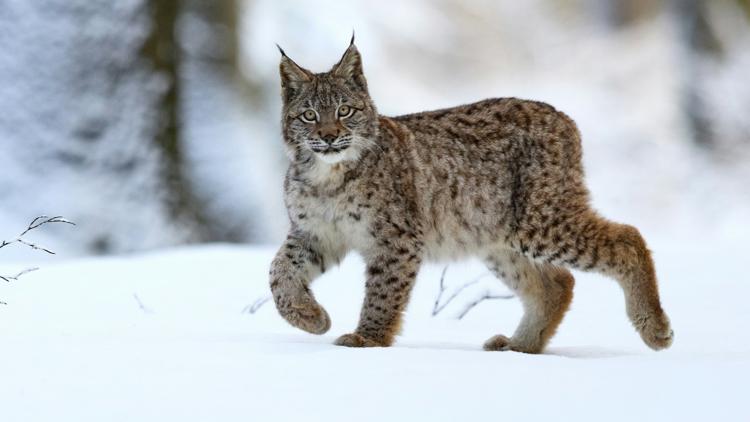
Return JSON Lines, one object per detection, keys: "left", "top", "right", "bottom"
{"left": 0, "top": 0, "right": 748, "bottom": 258}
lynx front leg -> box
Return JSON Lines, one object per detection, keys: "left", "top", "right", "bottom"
{"left": 335, "top": 249, "right": 422, "bottom": 348}
{"left": 270, "top": 231, "right": 342, "bottom": 335}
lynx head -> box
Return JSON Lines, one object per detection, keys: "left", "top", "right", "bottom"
{"left": 278, "top": 37, "right": 378, "bottom": 164}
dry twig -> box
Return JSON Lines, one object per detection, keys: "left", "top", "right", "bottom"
{"left": 243, "top": 295, "right": 271, "bottom": 314}
{"left": 1, "top": 215, "right": 75, "bottom": 305}
{"left": 0, "top": 215, "right": 75, "bottom": 254}
{"left": 0, "top": 267, "right": 39, "bottom": 283}
{"left": 432, "top": 266, "right": 494, "bottom": 316}
{"left": 133, "top": 293, "right": 154, "bottom": 314}
{"left": 456, "top": 290, "right": 514, "bottom": 320}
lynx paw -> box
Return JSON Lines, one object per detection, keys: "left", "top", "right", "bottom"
{"left": 333, "top": 333, "right": 385, "bottom": 348}
{"left": 639, "top": 312, "right": 674, "bottom": 351}
{"left": 277, "top": 292, "right": 331, "bottom": 335}
{"left": 483, "top": 334, "right": 542, "bottom": 354}
{"left": 483, "top": 334, "right": 512, "bottom": 351}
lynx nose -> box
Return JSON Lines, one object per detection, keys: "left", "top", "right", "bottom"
{"left": 320, "top": 133, "right": 338, "bottom": 144}
{"left": 317, "top": 126, "right": 340, "bottom": 144}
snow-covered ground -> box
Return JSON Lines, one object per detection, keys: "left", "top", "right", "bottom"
{"left": 1, "top": 241, "right": 747, "bottom": 421}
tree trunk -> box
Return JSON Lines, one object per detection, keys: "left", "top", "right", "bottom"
{"left": 604, "top": 0, "right": 660, "bottom": 27}
{"left": 141, "top": 0, "right": 209, "bottom": 240}
{"left": 673, "top": 0, "right": 724, "bottom": 148}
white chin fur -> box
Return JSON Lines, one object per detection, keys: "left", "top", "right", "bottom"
{"left": 315, "top": 149, "right": 351, "bottom": 164}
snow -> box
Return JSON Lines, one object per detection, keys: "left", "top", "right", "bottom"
{"left": 1, "top": 2, "right": 749, "bottom": 419}
{"left": 2, "top": 242, "right": 747, "bottom": 421}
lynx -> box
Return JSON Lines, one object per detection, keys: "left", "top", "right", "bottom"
{"left": 269, "top": 38, "right": 673, "bottom": 353}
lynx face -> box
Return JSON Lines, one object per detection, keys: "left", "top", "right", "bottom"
{"left": 279, "top": 42, "right": 378, "bottom": 164}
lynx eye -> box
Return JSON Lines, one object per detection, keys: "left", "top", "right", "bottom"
{"left": 300, "top": 109, "right": 318, "bottom": 122}
{"left": 337, "top": 105, "right": 353, "bottom": 118}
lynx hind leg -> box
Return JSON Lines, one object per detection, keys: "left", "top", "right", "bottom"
{"left": 540, "top": 213, "right": 673, "bottom": 350}
{"left": 483, "top": 251, "right": 574, "bottom": 354}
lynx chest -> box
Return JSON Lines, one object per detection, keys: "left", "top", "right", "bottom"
{"left": 287, "top": 183, "right": 374, "bottom": 253}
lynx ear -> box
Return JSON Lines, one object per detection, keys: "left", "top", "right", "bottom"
{"left": 331, "top": 39, "right": 368, "bottom": 92}
{"left": 278, "top": 45, "right": 312, "bottom": 102}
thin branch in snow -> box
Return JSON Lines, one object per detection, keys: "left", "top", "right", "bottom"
{"left": 456, "top": 290, "right": 514, "bottom": 320}
{"left": 133, "top": 293, "right": 154, "bottom": 314}
{"left": 0, "top": 267, "right": 39, "bottom": 283}
{"left": 1, "top": 215, "right": 75, "bottom": 306}
{"left": 13, "top": 239, "right": 56, "bottom": 255}
{"left": 243, "top": 295, "right": 271, "bottom": 314}
{"left": 431, "top": 266, "right": 493, "bottom": 317}
{"left": 0, "top": 267, "right": 39, "bottom": 305}
{"left": 431, "top": 266, "right": 449, "bottom": 316}
{"left": 18, "top": 216, "right": 75, "bottom": 237}
{"left": 0, "top": 215, "right": 76, "bottom": 254}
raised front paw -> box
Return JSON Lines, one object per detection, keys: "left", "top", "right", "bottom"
{"left": 276, "top": 291, "right": 331, "bottom": 335}
{"left": 333, "top": 332, "right": 387, "bottom": 348}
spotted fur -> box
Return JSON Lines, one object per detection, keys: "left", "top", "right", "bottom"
{"left": 269, "top": 40, "right": 673, "bottom": 353}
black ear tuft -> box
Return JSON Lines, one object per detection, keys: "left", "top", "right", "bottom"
{"left": 350, "top": 30, "right": 355, "bottom": 46}
{"left": 276, "top": 43, "right": 287, "bottom": 57}
{"left": 331, "top": 41, "right": 368, "bottom": 92}
{"left": 278, "top": 47, "right": 312, "bottom": 102}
